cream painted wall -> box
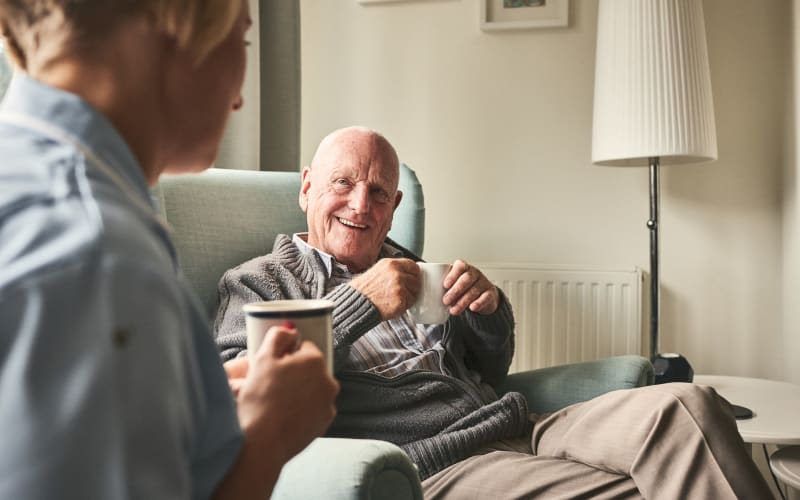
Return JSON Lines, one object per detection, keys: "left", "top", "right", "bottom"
{"left": 300, "top": 0, "right": 794, "bottom": 381}
{"left": 218, "top": 0, "right": 261, "bottom": 170}
{"left": 787, "top": 0, "right": 800, "bottom": 385}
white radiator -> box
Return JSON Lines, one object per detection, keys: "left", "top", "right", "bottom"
{"left": 479, "top": 264, "right": 643, "bottom": 373}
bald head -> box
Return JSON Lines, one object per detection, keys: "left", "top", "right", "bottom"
{"left": 300, "top": 126, "right": 403, "bottom": 272}
{"left": 310, "top": 126, "right": 399, "bottom": 178}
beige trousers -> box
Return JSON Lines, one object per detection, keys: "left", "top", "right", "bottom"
{"left": 422, "top": 383, "right": 773, "bottom": 499}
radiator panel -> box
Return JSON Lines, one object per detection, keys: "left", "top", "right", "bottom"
{"left": 479, "top": 264, "right": 643, "bottom": 373}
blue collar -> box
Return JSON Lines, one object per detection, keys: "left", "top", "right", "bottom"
{"left": 0, "top": 74, "right": 151, "bottom": 204}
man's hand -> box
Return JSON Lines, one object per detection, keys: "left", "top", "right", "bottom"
{"left": 349, "top": 258, "right": 421, "bottom": 320}
{"left": 443, "top": 259, "right": 500, "bottom": 316}
{"left": 229, "top": 325, "right": 340, "bottom": 466}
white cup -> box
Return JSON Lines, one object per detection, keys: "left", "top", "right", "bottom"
{"left": 243, "top": 299, "right": 334, "bottom": 373}
{"left": 410, "top": 262, "right": 451, "bottom": 324}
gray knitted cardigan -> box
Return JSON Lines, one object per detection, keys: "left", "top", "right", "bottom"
{"left": 213, "top": 234, "right": 529, "bottom": 480}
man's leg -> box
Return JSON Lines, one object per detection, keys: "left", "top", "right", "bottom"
{"left": 531, "top": 383, "right": 773, "bottom": 499}
{"left": 422, "top": 443, "right": 641, "bottom": 500}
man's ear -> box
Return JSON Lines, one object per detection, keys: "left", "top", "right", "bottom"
{"left": 387, "top": 190, "right": 403, "bottom": 231}
{"left": 393, "top": 190, "right": 403, "bottom": 211}
{"left": 299, "top": 166, "right": 312, "bottom": 212}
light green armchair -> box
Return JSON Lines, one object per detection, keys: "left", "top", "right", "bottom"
{"left": 154, "top": 165, "right": 653, "bottom": 500}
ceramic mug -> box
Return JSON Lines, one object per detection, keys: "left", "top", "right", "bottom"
{"left": 243, "top": 299, "right": 334, "bottom": 373}
{"left": 409, "top": 262, "right": 451, "bottom": 324}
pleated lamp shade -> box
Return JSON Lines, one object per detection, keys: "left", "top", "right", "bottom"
{"left": 592, "top": 0, "right": 717, "bottom": 166}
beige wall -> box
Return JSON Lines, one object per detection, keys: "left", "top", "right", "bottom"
{"left": 300, "top": 0, "right": 796, "bottom": 382}
{"left": 788, "top": 0, "right": 800, "bottom": 385}
{"left": 218, "top": 0, "right": 261, "bottom": 170}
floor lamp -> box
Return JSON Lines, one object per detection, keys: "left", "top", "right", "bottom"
{"left": 591, "top": 0, "right": 716, "bottom": 385}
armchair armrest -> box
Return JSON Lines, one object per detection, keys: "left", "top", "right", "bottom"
{"left": 497, "top": 355, "right": 654, "bottom": 414}
{"left": 271, "top": 437, "right": 423, "bottom": 500}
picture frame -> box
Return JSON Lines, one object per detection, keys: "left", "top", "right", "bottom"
{"left": 481, "top": 0, "right": 569, "bottom": 31}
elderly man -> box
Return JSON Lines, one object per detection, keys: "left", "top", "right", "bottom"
{"left": 214, "top": 126, "right": 771, "bottom": 499}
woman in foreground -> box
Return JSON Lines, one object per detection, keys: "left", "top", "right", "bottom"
{"left": 0, "top": 1, "right": 338, "bottom": 498}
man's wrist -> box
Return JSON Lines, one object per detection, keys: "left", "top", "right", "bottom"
{"left": 327, "top": 285, "right": 382, "bottom": 343}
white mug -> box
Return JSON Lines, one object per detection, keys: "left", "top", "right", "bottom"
{"left": 243, "top": 299, "right": 334, "bottom": 373}
{"left": 410, "top": 262, "right": 451, "bottom": 324}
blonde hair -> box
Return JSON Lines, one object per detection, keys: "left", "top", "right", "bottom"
{"left": 0, "top": 0, "right": 241, "bottom": 69}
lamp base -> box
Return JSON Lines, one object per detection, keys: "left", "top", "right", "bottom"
{"left": 652, "top": 352, "right": 694, "bottom": 384}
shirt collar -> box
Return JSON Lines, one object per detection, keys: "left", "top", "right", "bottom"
{"left": 292, "top": 233, "right": 336, "bottom": 277}
{"left": 0, "top": 74, "right": 152, "bottom": 205}
{"left": 292, "top": 233, "right": 404, "bottom": 277}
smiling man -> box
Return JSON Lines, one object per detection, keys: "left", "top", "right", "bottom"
{"left": 213, "top": 126, "right": 771, "bottom": 499}
{"left": 214, "top": 124, "right": 516, "bottom": 474}
{"left": 301, "top": 127, "right": 403, "bottom": 273}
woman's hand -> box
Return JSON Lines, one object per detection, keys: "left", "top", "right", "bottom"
{"left": 231, "top": 325, "right": 339, "bottom": 464}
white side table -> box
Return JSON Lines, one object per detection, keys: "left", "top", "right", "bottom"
{"left": 693, "top": 375, "right": 800, "bottom": 446}
{"left": 771, "top": 446, "right": 800, "bottom": 492}
{"left": 694, "top": 375, "right": 800, "bottom": 499}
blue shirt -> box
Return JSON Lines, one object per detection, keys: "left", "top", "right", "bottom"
{"left": 0, "top": 75, "right": 242, "bottom": 499}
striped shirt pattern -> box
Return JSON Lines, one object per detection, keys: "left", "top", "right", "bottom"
{"left": 293, "top": 234, "right": 449, "bottom": 378}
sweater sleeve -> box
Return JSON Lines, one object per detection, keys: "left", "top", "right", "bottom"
{"left": 324, "top": 284, "right": 383, "bottom": 370}
{"left": 213, "top": 262, "right": 287, "bottom": 361}
{"left": 213, "top": 248, "right": 384, "bottom": 366}
{"left": 456, "top": 289, "right": 516, "bottom": 387}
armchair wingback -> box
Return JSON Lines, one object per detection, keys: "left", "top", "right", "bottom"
{"left": 153, "top": 165, "right": 652, "bottom": 500}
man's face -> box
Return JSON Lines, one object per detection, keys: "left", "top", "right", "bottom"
{"left": 300, "top": 130, "right": 402, "bottom": 273}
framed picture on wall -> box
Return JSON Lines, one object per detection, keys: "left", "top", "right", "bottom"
{"left": 481, "top": 0, "right": 569, "bottom": 31}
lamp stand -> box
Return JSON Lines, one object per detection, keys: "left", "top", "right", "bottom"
{"left": 648, "top": 157, "right": 694, "bottom": 384}
{"left": 647, "top": 156, "right": 660, "bottom": 361}
{"left": 646, "top": 159, "right": 752, "bottom": 419}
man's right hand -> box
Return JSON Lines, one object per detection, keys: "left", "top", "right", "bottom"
{"left": 349, "top": 258, "right": 421, "bottom": 320}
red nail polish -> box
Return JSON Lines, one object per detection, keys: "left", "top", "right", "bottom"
{"left": 282, "top": 321, "right": 296, "bottom": 329}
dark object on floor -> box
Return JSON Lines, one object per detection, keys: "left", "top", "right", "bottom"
{"left": 653, "top": 353, "right": 694, "bottom": 384}
{"left": 732, "top": 404, "right": 754, "bottom": 420}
